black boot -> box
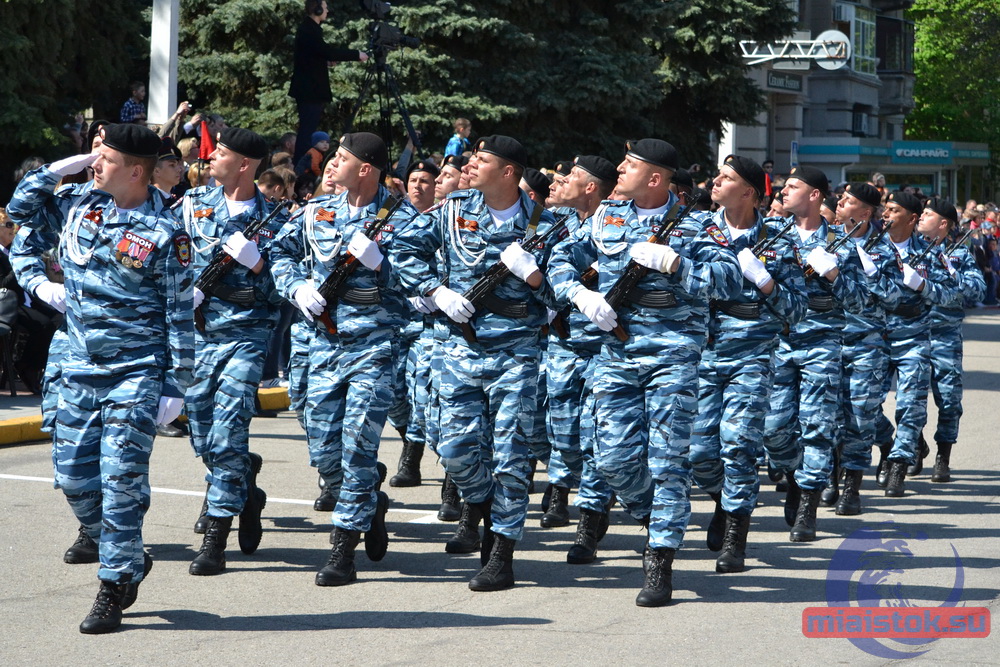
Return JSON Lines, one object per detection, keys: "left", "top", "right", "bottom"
{"left": 64, "top": 524, "right": 99, "bottom": 564}
{"left": 932, "top": 442, "right": 953, "bottom": 483}
{"left": 835, "top": 469, "right": 864, "bottom": 515}
{"left": 715, "top": 512, "right": 751, "bottom": 574}
{"left": 189, "top": 516, "right": 232, "bottom": 576}
{"left": 706, "top": 492, "right": 726, "bottom": 552}
{"left": 193, "top": 483, "right": 210, "bottom": 533}
{"left": 596, "top": 496, "right": 615, "bottom": 542}
{"left": 364, "top": 491, "right": 390, "bottom": 562}
{"left": 119, "top": 552, "right": 153, "bottom": 611}
{"left": 567, "top": 508, "right": 601, "bottom": 564}
{"left": 437, "top": 474, "right": 461, "bottom": 522}
{"left": 783, "top": 474, "right": 801, "bottom": 527}
{"left": 635, "top": 546, "right": 675, "bottom": 607}
{"left": 908, "top": 434, "right": 930, "bottom": 476}
{"left": 821, "top": 449, "right": 842, "bottom": 506}
{"left": 445, "top": 502, "right": 482, "bottom": 554}
{"left": 527, "top": 457, "right": 538, "bottom": 494}
{"left": 314, "top": 474, "right": 336, "bottom": 512}
{"left": 238, "top": 453, "right": 266, "bottom": 555}
{"left": 540, "top": 485, "right": 571, "bottom": 528}
{"left": 389, "top": 440, "right": 424, "bottom": 487}
{"left": 79, "top": 581, "right": 125, "bottom": 634}
{"left": 875, "top": 444, "right": 891, "bottom": 488}
{"left": 316, "top": 528, "right": 361, "bottom": 586}
{"left": 474, "top": 499, "right": 496, "bottom": 566}
{"left": 885, "top": 460, "right": 906, "bottom": 497}
{"left": 468, "top": 534, "right": 516, "bottom": 592}
{"left": 789, "top": 488, "right": 822, "bottom": 542}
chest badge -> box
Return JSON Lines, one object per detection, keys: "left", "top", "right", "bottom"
{"left": 116, "top": 231, "right": 155, "bottom": 269}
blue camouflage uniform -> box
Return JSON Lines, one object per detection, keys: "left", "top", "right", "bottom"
{"left": 181, "top": 186, "right": 287, "bottom": 518}
{"left": 393, "top": 188, "right": 558, "bottom": 541}
{"left": 387, "top": 314, "right": 423, "bottom": 436}
{"left": 689, "top": 212, "right": 808, "bottom": 515}
{"left": 875, "top": 234, "right": 961, "bottom": 464}
{"left": 548, "top": 195, "right": 742, "bottom": 550}
{"left": 839, "top": 225, "right": 903, "bottom": 471}
{"left": 10, "top": 165, "right": 194, "bottom": 584}
{"left": 763, "top": 217, "right": 867, "bottom": 492}
{"left": 271, "top": 187, "right": 418, "bottom": 533}
{"left": 928, "top": 241, "right": 985, "bottom": 445}
{"left": 545, "top": 209, "right": 614, "bottom": 513}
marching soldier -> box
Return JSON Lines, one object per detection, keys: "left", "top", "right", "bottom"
{"left": 9, "top": 124, "right": 194, "bottom": 633}
{"left": 549, "top": 139, "right": 742, "bottom": 606}
{"left": 181, "top": 128, "right": 289, "bottom": 575}
{"left": 689, "top": 155, "right": 807, "bottom": 573}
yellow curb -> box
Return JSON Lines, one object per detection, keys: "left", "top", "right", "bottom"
{"left": 0, "top": 388, "right": 290, "bottom": 447}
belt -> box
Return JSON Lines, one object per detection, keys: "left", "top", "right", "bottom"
{"left": 891, "top": 303, "right": 924, "bottom": 318}
{"left": 808, "top": 294, "right": 835, "bottom": 312}
{"left": 480, "top": 293, "right": 528, "bottom": 319}
{"left": 712, "top": 300, "right": 761, "bottom": 320}
{"left": 335, "top": 284, "right": 381, "bottom": 305}
{"left": 205, "top": 284, "right": 256, "bottom": 307}
{"left": 626, "top": 287, "right": 677, "bottom": 309}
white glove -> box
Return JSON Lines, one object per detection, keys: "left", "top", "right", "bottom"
{"left": 572, "top": 289, "right": 617, "bottom": 332}
{"left": 34, "top": 281, "right": 66, "bottom": 313}
{"left": 293, "top": 284, "right": 327, "bottom": 322}
{"left": 629, "top": 242, "right": 679, "bottom": 274}
{"left": 902, "top": 263, "right": 925, "bottom": 291}
{"left": 408, "top": 295, "right": 434, "bottom": 314}
{"left": 50, "top": 153, "right": 98, "bottom": 177}
{"left": 347, "top": 231, "right": 384, "bottom": 271}
{"left": 155, "top": 396, "right": 184, "bottom": 426}
{"left": 806, "top": 247, "right": 839, "bottom": 278}
{"left": 500, "top": 242, "right": 540, "bottom": 282}
{"left": 432, "top": 286, "right": 475, "bottom": 323}
{"left": 856, "top": 244, "right": 878, "bottom": 277}
{"left": 193, "top": 287, "right": 205, "bottom": 309}
{"left": 222, "top": 232, "right": 262, "bottom": 269}
{"left": 737, "top": 248, "right": 773, "bottom": 289}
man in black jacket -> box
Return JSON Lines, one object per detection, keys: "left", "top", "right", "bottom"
{"left": 290, "top": 0, "right": 369, "bottom": 165}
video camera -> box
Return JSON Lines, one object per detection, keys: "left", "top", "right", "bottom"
{"left": 359, "top": 0, "right": 420, "bottom": 54}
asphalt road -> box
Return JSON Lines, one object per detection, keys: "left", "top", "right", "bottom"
{"left": 1, "top": 312, "right": 998, "bottom": 665}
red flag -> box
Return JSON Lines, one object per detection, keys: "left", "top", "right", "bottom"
{"left": 198, "top": 120, "right": 215, "bottom": 161}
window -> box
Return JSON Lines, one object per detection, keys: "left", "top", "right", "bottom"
{"left": 876, "top": 16, "right": 914, "bottom": 73}
{"left": 853, "top": 5, "right": 877, "bottom": 75}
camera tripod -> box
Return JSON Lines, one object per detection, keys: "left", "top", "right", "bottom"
{"left": 342, "top": 49, "right": 422, "bottom": 174}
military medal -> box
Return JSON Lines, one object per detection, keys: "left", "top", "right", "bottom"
{"left": 115, "top": 230, "right": 155, "bottom": 269}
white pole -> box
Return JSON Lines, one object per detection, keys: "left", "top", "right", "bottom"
{"left": 148, "top": 0, "right": 179, "bottom": 125}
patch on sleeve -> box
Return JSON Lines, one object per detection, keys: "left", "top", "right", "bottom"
{"left": 705, "top": 224, "right": 729, "bottom": 246}
{"left": 174, "top": 233, "right": 192, "bottom": 267}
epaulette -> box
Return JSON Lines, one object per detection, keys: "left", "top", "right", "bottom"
{"left": 446, "top": 188, "right": 474, "bottom": 201}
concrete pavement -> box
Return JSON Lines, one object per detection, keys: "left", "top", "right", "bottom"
{"left": 1, "top": 313, "right": 998, "bottom": 664}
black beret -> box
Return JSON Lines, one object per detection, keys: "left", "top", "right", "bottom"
{"left": 442, "top": 154, "right": 468, "bottom": 171}
{"left": 158, "top": 137, "right": 181, "bottom": 161}
{"left": 100, "top": 123, "right": 161, "bottom": 158}
{"left": 823, "top": 195, "right": 840, "bottom": 212}
{"left": 553, "top": 160, "right": 573, "bottom": 177}
{"left": 407, "top": 159, "right": 440, "bottom": 180}
{"left": 924, "top": 196, "right": 958, "bottom": 223}
{"left": 844, "top": 182, "right": 881, "bottom": 208}
{"left": 218, "top": 127, "right": 268, "bottom": 160}
{"left": 722, "top": 154, "right": 766, "bottom": 200}
{"left": 625, "top": 138, "right": 679, "bottom": 171}
{"left": 787, "top": 165, "right": 830, "bottom": 196}
{"left": 887, "top": 190, "right": 923, "bottom": 215}
{"left": 573, "top": 155, "right": 618, "bottom": 183}
{"left": 87, "top": 119, "right": 111, "bottom": 149}
{"left": 474, "top": 135, "right": 527, "bottom": 170}
{"left": 339, "top": 131, "right": 388, "bottom": 170}
{"left": 522, "top": 168, "right": 552, "bottom": 200}
{"left": 672, "top": 168, "right": 693, "bottom": 189}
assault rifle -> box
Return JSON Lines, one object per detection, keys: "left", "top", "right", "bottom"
{"left": 751, "top": 217, "right": 796, "bottom": 257}
{"left": 194, "top": 199, "right": 292, "bottom": 332}
{"left": 449, "top": 212, "right": 571, "bottom": 345}
{"left": 315, "top": 193, "right": 405, "bottom": 335}
{"left": 603, "top": 198, "right": 697, "bottom": 342}
{"left": 802, "top": 218, "right": 864, "bottom": 279}
{"left": 945, "top": 227, "right": 974, "bottom": 256}
{"left": 863, "top": 218, "right": 895, "bottom": 253}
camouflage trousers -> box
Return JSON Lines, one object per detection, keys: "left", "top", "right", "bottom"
{"left": 55, "top": 361, "right": 161, "bottom": 584}
{"left": 187, "top": 335, "right": 267, "bottom": 517}
{"left": 404, "top": 324, "right": 434, "bottom": 450}
{"left": 929, "top": 321, "right": 964, "bottom": 445}
{"left": 876, "top": 331, "right": 931, "bottom": 464}
{"left": 41, "top": 326, "right": 69, "bottom": 434}
{"left": 592, "top": 351, "right": 697, "bottom": 550}
{"left": 527, "top": 352, "right": 550, "bottom": 465}
{"left": 545, "top": 343, "right": 613, "bottom": 512}
{"left": 436, "top": 340, "right": 540, "bottom": 541}
{"left": 288, "top": 319, "right": 313, "bottom": 423}
{"left": 690, "top": 349, "right": 773, "bottom": 516}
{"left": 839, "top": 333, "right": 889, "bottom": 470}
{"left": 387, "top": 322, "right": 421, "bottom": 433}
{"left": 764, "top": 337, "right": 841, "bottom": 492}
{"left": 306, "top": 336, "right": 396, "bottom": 533}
